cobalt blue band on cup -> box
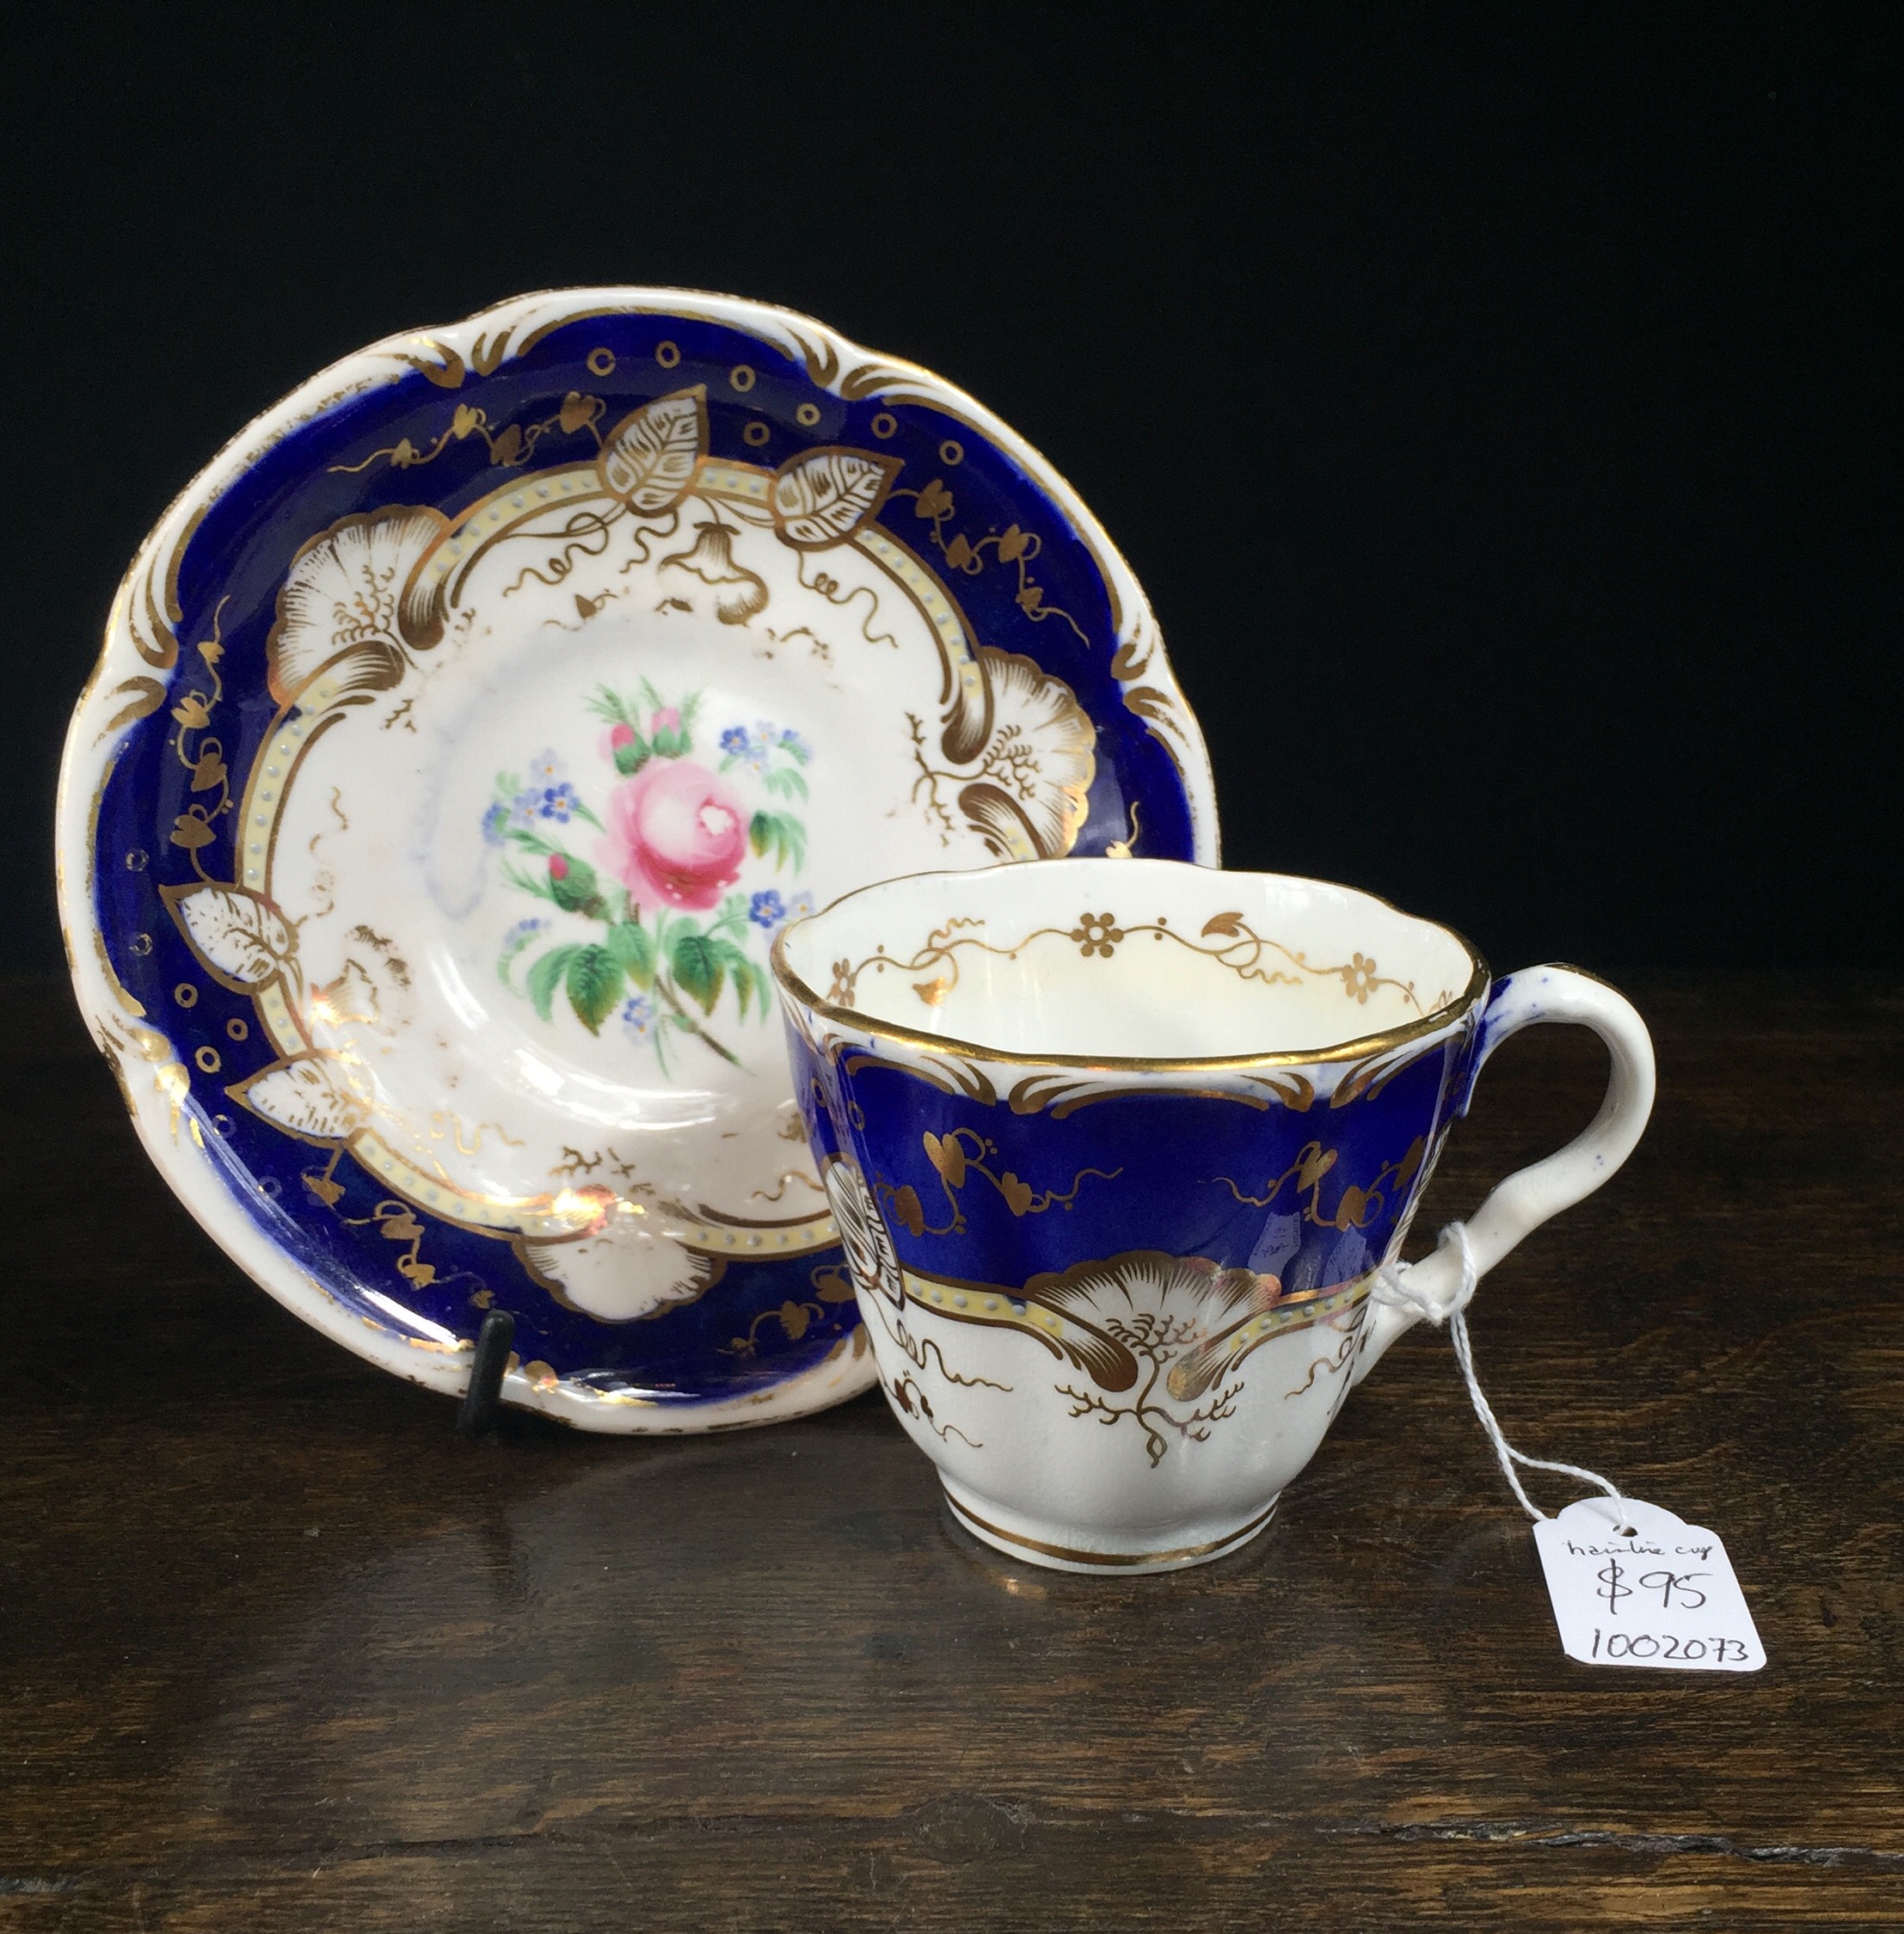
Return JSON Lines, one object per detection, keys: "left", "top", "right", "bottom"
{"left": 770, "top": 857, "right": 1655, "bottom": 1575}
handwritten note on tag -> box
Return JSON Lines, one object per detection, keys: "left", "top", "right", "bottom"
{"left": 1532, "top": 1498, "right": 1765, "bottom": 1673}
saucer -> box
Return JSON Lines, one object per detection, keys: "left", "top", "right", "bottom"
{"left": 57, "top": 288, "right": 1217, "bottom": 1430}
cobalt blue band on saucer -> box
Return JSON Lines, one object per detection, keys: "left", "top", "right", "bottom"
{"left": 58, "top": 289, "right": 1218, "bottom": 1432}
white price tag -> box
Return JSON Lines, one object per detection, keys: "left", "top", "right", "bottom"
{"left": 1533, "top": 1497, "right": 1764, "bottom": 1672}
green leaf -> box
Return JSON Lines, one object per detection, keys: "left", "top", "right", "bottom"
{"left": 501, "top": 862, "right": 557, "bottom": 905}
{"left": 527, "top": 946, "right": 580, "bottom": 1022}
{"left": 586, "top": 685, "right": 639, "bottom": 732}
{"left": 672, "top": 931, "right": 725, "bottom": 1014}
{"left": 719, "top": 939, "right": 772, "bottom": 1022}
{"left": 749, "top": 810, "right": 807, "bottom": 874}
{"left": 707, "top": 937, "right": 746, "bottom": 1016}
{"left": 763, "top": 764, "right": 808, "bottom": 802}
{"left": 566, "top": 945, "right": 623, "bottom": 1034}
{"left": 607, "top": 920, "right": 656, "bottom": 989}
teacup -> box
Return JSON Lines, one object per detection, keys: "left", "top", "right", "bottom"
{"left": 771, "top": 858, "right": 1654, "bottom": 1574}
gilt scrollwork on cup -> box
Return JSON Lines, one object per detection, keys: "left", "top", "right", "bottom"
{"left": 896, "top": 1251, "right": 1374, "bottom": 1470}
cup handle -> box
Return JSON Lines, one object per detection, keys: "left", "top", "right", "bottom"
{"left": 1350, "top": 965, "right": 1656, "bottom": 1384}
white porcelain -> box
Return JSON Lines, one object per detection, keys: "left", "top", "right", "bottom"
{"left": 773, "top": 858, "right": 1655, "bottom": 1570}
{"left": 56, "top": 290, "right": 1216, "bottom": 1429}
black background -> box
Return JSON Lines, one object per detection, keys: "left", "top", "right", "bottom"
{"left": 6, "top": 7, "right": 1896, "bottom": 979}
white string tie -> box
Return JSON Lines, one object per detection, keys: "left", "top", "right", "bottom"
{"left": 1373, "top": 1221, "right": 1629, "bottom": 1527}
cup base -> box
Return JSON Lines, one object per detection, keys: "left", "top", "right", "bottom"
{"left": 939, "top": 1477, "right": 1281, "bottom": 1575}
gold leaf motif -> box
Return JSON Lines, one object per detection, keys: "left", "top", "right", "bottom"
{"left": 1329, "top": 1041, "right": 1439, "bottom": 1110}
{"left": 189, "top": 747, "right": 227, "bottom": 793}
{"left": 1395, "top": 1134, "right": 1428, "bottom": 1188}
{"left": 1328, "top": 1186, "right": 1372, "bottom": 1231}
{"left": 923, "top": 1132, "right": 967, "bottom": 1188}
{"left": 915, "top": 478, "right": 954, "bottom": 520}
{"left": 230, "top": 1054, "right": 365, "bottom": 1141}
{"left": 470, "top": 327, "right": 515, "bottom": 378}
{"left": 914, "top": 976, "right": 952, "bottom": 1007}
{"left": 1201, "top": 912, "right": 1245, "bottom": 939}
{"left": 769, "top": 448, "right": 900, "bottom": 549}
{"left": 558, "top": 390, "right": 603, "bottom": 434}
{"left": 813, "top": 1264, "right": 856, "bottom": 1305}
{"left": 1121, "top": 685, "right": 1176, "bottom": 723}
{"left": 599, "top": 387, "right": 706, "bottom": 513}
{"left": 888, "top": 1185, "right": 925, "bottom": 1237}
{"left": 1007, "top": 1073, "right": 1088, "bottom": 1116}
{"left": 997, "top": 1173, "right": 1034, "bottom": 1217}
{"left": 1257, "top": 1072, "right": 1316, "bottom": 1113}
{"left": 777, "top": 1299, "right": 813, "bottom": 1341}
{"left": 398, "top": 340, "right": 466, "bottom": 389}
{"left": 1297, "top": 1145, "right": 1337, "bottom": 1191}
{"left": 99, "top": 676, "right": 169, "bottom": 741}
{"left": 169, "top": 813, "right": 216, "bottom": 850}
{"left": 170, "top": 695, "right": 212, "bottom": 731}
{"left": 163, "top": 883, "right": 293, "bottom": 987}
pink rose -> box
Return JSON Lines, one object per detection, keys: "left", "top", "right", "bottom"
{"left": 648, "top": 708, "right": 680, "bottom": 734}
{"left": 598, "top": 721, "right": 636, "bottom": 764}
{"left": 599, "top": 758, "right": 747, "bottom": 912}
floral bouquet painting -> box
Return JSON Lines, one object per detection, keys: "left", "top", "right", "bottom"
{"left": 485, "top": 681, "right": 812, "bottom": 1072}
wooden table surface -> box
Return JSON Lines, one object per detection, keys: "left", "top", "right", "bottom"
{"left": 3, "top": 971, "right": 1900, "bottom": 1931}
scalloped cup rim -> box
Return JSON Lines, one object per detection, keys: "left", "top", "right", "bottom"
{"left": 771, "top": 856, "right": 1490, "bottom": 1070}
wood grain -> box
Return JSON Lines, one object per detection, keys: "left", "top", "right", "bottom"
{"left": 2, "top": 973, "right": 1899, "bottom": 1931}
